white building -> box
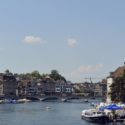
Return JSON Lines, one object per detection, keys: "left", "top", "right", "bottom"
{"left": 55, "top": 80, "right": 71, "bottom": 94}
{"left": 107, "top": 76, "right": 114, "bottom": 102}
{"left": 107, "top": 62, "right": 125, "bottom": 103}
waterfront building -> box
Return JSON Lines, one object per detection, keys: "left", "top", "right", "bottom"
{"left": 55, "top": 80, "right": 71, "bottom": 95}
{"left": 36, "top": 80, "right": 43, "bottom": 95}
{"left": 74, "top": 82, "right": 94, "bottom": 91}
{"left": 0, "top": 70, "right": 19, "bottom": 96}
{"left": 27, "top": 81, "right": 37, "bottom": 95}
{"left": 107, "top": 62, "right": 125, "bottom": 102}
{"left": 42, "top": 75, "right": 56, "bottom": 95}
{"left": 93, "top": 82, "right": 102, "bottom": 96}
{"left": 100, "top": 79, "right": 107, "bottom": 98}
{"left": 20, "top": 80, "right": 34, "bottom": 95}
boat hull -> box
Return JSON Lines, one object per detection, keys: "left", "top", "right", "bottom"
{"left": 81, "top": 115, "right": 109, "bottom": 123}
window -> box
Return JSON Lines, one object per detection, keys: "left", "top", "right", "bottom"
{"left": 97, "top": 112, "right": 102, "bottom": 114}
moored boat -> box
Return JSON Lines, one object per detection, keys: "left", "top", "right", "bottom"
{"left": 84, "top": 99, "right": 88, "bottom": 102}
{"left": 18, "top": 99, "right": 24, "bottom": 103}
{"left": 91, "top": 102, "right": 95, "bottom": 106}
{"left": 23, "top": 98, "right": 32, "bottom": 102}
{"left": 81, "top": 109, "right": 110, "bottom": 123}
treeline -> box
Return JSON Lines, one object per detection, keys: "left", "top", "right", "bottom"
{"left": 19, "top": 69, "right": 67, "bottom": 83}
{"left": 75, "top": 89, "right": 94, "bottom": 95}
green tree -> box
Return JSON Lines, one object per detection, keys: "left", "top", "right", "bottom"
{"left": 26, "top": 73, "right": 30, "bottom": 76}
{"left": 30, "top": 70, "right": 41, "bottom": 78}
{"left": 41, "top": 73, "right": 47, "bottom": 78}
{"left": 75, "top": 89, "right": 84, "bottom": 93}
{"left": 50, "top": 69, "right": 67, "bottom": 82}
{"left": 20, "top": 73, "right": 25, "bottom": 76}
{"left": 8, "top": 72, "right": 13, "bottom": 75}
{"left": 109, "top": 70, "right": 125, "bottom": 103}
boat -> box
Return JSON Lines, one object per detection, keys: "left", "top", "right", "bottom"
{"left": 0, "top": 100, "right": 5, "bottom": 104}
{"left": 18, "top": 99, "right": 24, "bottom": 103}
{"left": 84, "top": 99, "right": 88, "bottom": 102}
{"left": 81, "top": 109, "right": 110, "bottom": 123}
{"left": 91, "top": 102, "right": 95, "bottom": 106}
{"left": 46, "top": 106, "right": 50, "bottom": 109}
{"left": 23, "top": 98, "right": 32, "bottom": 102}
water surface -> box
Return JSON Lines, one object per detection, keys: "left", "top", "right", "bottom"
{"left": 0, "top": 100, "right": 123, "bottom": 125}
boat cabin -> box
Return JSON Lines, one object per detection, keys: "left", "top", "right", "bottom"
{"left": 83, "top": 110, "right": 106, "bottom": 116}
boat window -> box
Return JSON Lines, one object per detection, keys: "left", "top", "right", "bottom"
{"left": 102, "top": 112, "right": 106, "bottom": 115}
{"left": 97, "top": 112, "right": 102, "bottom": 114}
{"left": 85, "top": 112, "right": 93, "bottom": 116}
{"left": 92, "top": 112, "right": 96, "bottom": 115}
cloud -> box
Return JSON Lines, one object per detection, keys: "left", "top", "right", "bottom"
{"left": 23, "top": 36, "right": 46, "bottom": 44}
{"left": 65, "top": 63, "right": 103, "bottom": 77}
{"left": 0, "top": 47, "right": 4, "bottom": 50}
{"left": 67, "top": 39, "right": 78, "bottom": 46}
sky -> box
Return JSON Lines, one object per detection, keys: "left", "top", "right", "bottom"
{"left": 0, "top": 0, "right": 125, "bottom": 83}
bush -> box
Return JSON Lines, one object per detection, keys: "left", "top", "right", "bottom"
{"left": 75, "top": 89, "right": 84, "bottom": 93}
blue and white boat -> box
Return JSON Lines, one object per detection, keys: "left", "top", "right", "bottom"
{"left": 91, "top": 102, "right": 95, "bottom": 106}
{"left": 81, "top": 109, "right": 110, "bottom": 123}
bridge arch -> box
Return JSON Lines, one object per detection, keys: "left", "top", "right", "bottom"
{"left": 40, "top": 96, "right": 62, "bottom": 101}
{"left": 24, "top": 96, "right": 40, "bottom": 100}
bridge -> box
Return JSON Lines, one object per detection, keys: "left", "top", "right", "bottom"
{"left": 21, "top": 95, "right": 104, "bottom": 102}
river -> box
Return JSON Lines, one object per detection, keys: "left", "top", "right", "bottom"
{"left": 0, "top": 99, "right": 123, "bottom": 125}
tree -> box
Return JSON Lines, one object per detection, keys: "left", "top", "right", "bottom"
{"left": 109, "top": 70, "right": 125, "bottom": 103}
{"left": 75, "top": 89, "right": 84, "bottom": 93}
{"left": 50, "top": 69, "right": 67, "bottom": 82}
{"left": 41, "top": 73, "right": 47, "bottom": 78}
{"left": 8, "top": 72, "right": 13, "bottom": 75}
{"left": 30, "top": 70, "right": 41, "bottom": 78}
{"left": 26, "top": 73, "right": 30, "bottom": 76}
{"left": 20, "top": 73, "right": 25, "bottom": 76}
{"left": 51, "top": 70, "right": 59, "bottom": 75}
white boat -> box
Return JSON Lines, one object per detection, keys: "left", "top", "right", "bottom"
{"left": 18, "top": 99, "right": 24, "bottom": 103}
{"left": 84, "top": 99, "right": 88, "bottom": 102}
{"left": 0, "top": 100, "right": 5, "bottom": 104}
{"left": 81, "top": 109, "right": 110, "bottom": 123}
{"left": 23, "top": 98, "right": 32, "bottom": 102}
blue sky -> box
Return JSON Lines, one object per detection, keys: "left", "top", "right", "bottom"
{"left": 0, "top": 0, "right": 125, "bottom": 83}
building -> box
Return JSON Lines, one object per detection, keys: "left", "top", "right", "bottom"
{"left": 93, "top": 82, "right": 102, "bottom": 96}
{"left": 100, "top": 79, "right": 107, "bottom": 98}
{"left": 107, "top": 62, "right": 125, "bottom": 102}
{"left": 55, "top": 80, "right": 71, "bottom": 95}
{"left": 36, "top": 80, "right": 43, "bottom": 95}
{"left": 74, "top": 82, "right": 94, "bottom": 91}
{"left": 20, "top": 80, "right": 34, "bottom": 95}
{"left": 0, "top": 73, "right": 19, "bottom": 96}
{"left": 42, "top": 75, "right": 56, "bottom": 95}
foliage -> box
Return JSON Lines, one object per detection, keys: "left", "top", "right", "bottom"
{"left": 75, "top": 89, "right": 84, "bottom": 93}
{"left": 41, "top": 73, "right": 47, "bottom": 78}
{"left": 8, "top": 72, "right": 13, "bottom": 75}
{"left": 18, "top": 69, "right": 67, "bottom": 82}
{"left": 20, "top": 73, "right": 25, "bottom": 76}
{"left": 49, "top": 70, "right": 67, "bottom": 82}
{"left": 112, "top": 110, "right": 116, "bottom": 115}
{"left": 109, "top": 70, "right": 125, "bottom": 103}
{"left": 84, "top": 89, "right": 92, "bottom": 93}
{"left": 30, "top": 70, "right": 41, "bottom": 78}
